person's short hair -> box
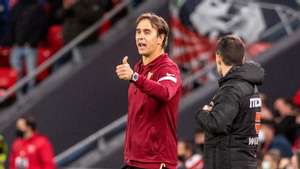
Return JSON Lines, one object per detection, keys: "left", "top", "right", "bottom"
{"left": 136, "top": 12, "right": 169, "bottom": 48}
{"left": 178, "top": 139, "right": 193, "bottom": 151}
{"left": 20, "top": 116, "right": 37, "bottom": 131}
{"left": 216, "top": 35, "right": 245, "bottom": 66}
{"left": 194, "top": 128, "right": 204, "bottom": 135}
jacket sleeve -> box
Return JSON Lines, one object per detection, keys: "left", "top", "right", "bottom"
{"left": 134, "top": 64, "right": 181, "bottom": 102}
{"left": 196, "top": 86, "right": 240, "bottom": 134}
{"left": 39, "top": 138, "right": 56, "bottom": 169}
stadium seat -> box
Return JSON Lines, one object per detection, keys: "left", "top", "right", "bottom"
{"left": 293, "top": 89, "right": 300, "bottom": 107}
{"left": 98, "top": 19, "right": 112, "bottom": 36}
{"left": 37, "top": 47, "right": 53, "bottom": 81}
{"left": 0, "top": 67, "right": 17, "bottom": 90}
{"left": 47, "top": 25, "right": 64, "bottom": 52}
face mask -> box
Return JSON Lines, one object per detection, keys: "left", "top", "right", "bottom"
{"left": 196, "top": 144, "right": 204, "bottom": 153}
{"left": 178, "top": 155, "right": 185, "bottom": 162}
{"left": 16, "top": 129, "right": 25, "bottom": 138}
{"left": 262, "top": 160, "right": 271, "bottom": 169}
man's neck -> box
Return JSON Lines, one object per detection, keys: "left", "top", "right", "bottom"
{"left": 222, "top": 65, "right": 233, "bottom": 77}
{"left": 142, "top": 49, "right": 164, "bottom": 65}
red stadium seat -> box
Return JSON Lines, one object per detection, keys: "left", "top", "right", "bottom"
{"left": 47, "top": 25, "right": 64, "bottom": 52}
{"left": 0, "top": 68, "right": 17, "bottom": 89}
{"left": 98, "top": 19, "right": 112, "bottom": 36}
{"left": 0, "top": 46, "right": 12, "bottom": 67}
{"left": 36, "top": 47, "right": 53, "bottom": 81}
{"left": 293, "top": 89, "right": 300, "bottom": 108}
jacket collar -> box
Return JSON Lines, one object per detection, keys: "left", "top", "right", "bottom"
{"left": 139, "top": 53, "right": 168, "bottom": 68}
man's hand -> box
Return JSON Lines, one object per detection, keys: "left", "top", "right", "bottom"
{"left": 202, "top": 105, "right": 213, "bottom": 112}
{"left": 116, "top": 56, "right": 134, "bottom": 81}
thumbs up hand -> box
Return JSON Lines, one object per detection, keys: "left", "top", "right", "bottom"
{"left": 122, "top": 56, "right": 128, "bottom": 64}
{"left": 116, "top": 56, "right": 134, "bottom": 81}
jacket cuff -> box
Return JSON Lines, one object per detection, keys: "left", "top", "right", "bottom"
{"left": 133, "top": 74, "right": 145, "bottom": 89}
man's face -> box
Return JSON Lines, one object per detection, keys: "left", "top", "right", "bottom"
{"left": 274, "top": 98, "right": 292, "bottom": 116}
{"left": 194, "top": 133, "right": 205, "bottom": 145}
{"left": 135, "top": 19, "right": 163, "bottom": 57}
{"left": 16, "top": 119, "right": 28, "bottom": 133}
{"left": 177, "top": 141, "right": 186, "bottom": 157}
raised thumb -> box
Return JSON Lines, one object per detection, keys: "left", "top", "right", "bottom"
{"left": 122, "top": 56, "right": 128, "bottom": 64}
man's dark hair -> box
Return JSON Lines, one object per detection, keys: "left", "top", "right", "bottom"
{"left": 194, "top": 128, "right": 204, "bottom": 135}
{"left": 21, "top": 116, "right": 37, "bottom": 131}
{"left": 136, "top": 12, "right": 169, "bottom": 48}
{"left": 216, "top": 35, "right": 245, "bottom": 66}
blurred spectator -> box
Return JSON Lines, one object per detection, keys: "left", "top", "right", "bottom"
{"left": 260, "top": 120, "right": 293, "bottom": 158}
{"left": 177, "top": 140, "right": 188, "bottom": 169}
{"left": 60, "top": 0, "right": 103, "bottom": 46}
{"left": 193, "top": 129, "right": 204, "bottom": 155}
{"left": 53, "top": 0, "right": 103, "bottom": 68}
{"left": 45, "top": 0, "right": 63, "bottom": 25}
{"left": 10, "top": 0, "right": 48, "bottom": 95}
{"left": 261, "top": 149, "right": 281, "bottom": 169}
{"left": 9, "top": 116, "right": 56, "bottom": 169}
{"left": 260, "top": 93, "right": 274, "bottom": 120}
{"left": 273, "top": 97, "right": 298, "bottom": 144}
{"left": 98, "top": 0, "right": 113, "bottom": 13}
{"left": 0, "top": 134, "right": 7, "bottom": 169}
{"left": 274, "top": 97, "right": 296, "bottom": 117}
{"left": 177, "top": 140, "right": 204, "bottom": 169}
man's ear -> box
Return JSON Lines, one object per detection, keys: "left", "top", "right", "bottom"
{"left": 216, "top": 53, "right": 222, "bottom": 65}
{"left": 158, "top": 34, "right": 165, "bottom": 46}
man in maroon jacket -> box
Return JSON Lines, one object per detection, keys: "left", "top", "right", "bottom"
{"left": 116, "top": 13, "right": 182, "bottom": 169}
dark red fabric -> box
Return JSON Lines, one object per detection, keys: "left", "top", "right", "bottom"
{"left": 124, "top": 53, "right": 182, "bottom": 169}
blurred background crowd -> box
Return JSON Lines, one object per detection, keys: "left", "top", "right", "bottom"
{"left": 177, "top": 92, "right": 300, "bottom": 169}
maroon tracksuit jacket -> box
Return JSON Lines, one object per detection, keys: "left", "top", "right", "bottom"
{"left": 124, "top": 53, "right": 182, "bottom": 169}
